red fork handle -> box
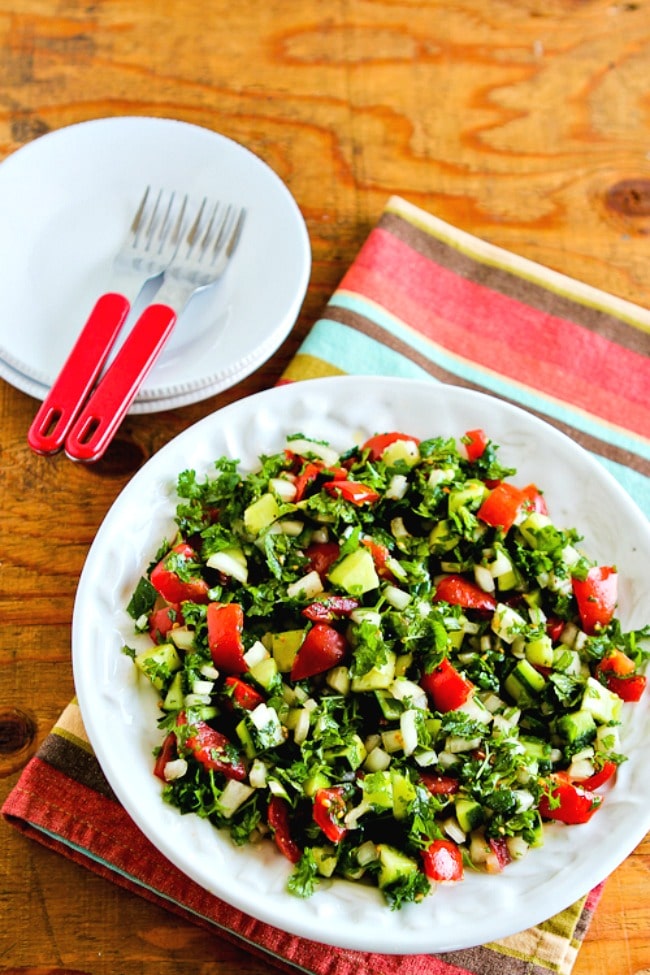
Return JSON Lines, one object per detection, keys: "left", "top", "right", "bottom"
{"left": 64, "top": 303, "right": 178, "bottom": 463}
{"left": 27, "top": 293, "right": 131, "bottom": 455}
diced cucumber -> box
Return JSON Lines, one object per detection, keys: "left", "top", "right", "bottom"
{"left": 391, "top": 770, "right": 416, "bottom": 820}
{"left": 271, "top": 629, "right": 305, "bottom": 672}
{"left": 362, "top": 770, "right": 394, "bottom": 810}
{"left": 519, "top": 735, "right": 551, "bottom": 763}
{"left": 581, "top": 676, "right": 623, "bottom": 725}
{"left": 524, "top": 633, "right": 554, "bottom": 668}
{"left": 162, "top": 671, "right": 185, "bottom": 711}
{"left": 249, "top": 655, "right": 279, "bottom": 691}
{"left": 504, "top": 659, "right": 546, "bottom": 706}
{"left": 492, "top": 603, "right": 527, "bottom": 644}
{"left": 556, "top": 709, "right": 597, "bottom": 751}
{"left": 328, "top": 548, "right": 380, "bottom": 595}
{"left": 351, "top": 651, "right": 396, "bottom": 692}
{"left": 303, "top": 770, "right": 332, "bottom": 797}
{"left": 324, "top": 733, "right": 367, "bottom": 770}
{"left": 448, "top": 479, "right": 488, "bottom": 515}
{"left": 244, "top": 492, "right": 281, "bottom": 535}
{"left": 455, "top": 797, "right": 484, "bottom": 832}
{"left": 375, "top": 689, "right": 403, "bottom": 721}
{"left": 428, "top": 519, "right": 460, "bottom": 554}
{"left": 381, "top": 438, "right": 421, "bottom": 467}
{"left": 206, "top": 546, "right": 248, "bottom": 584}
{"left": 311, "top": 844, "right": 338, "bottom": 878}
{"left": 135, "top": 642, "right": 182, "bottom": 690}
{"left": 376, "top": 844, "right": 419, "bottom": 889}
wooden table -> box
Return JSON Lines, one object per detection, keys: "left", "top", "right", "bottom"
{"left": 1, "top": 2, "right": 648, "bottom": 972}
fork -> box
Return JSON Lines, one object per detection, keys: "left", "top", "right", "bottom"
{"left": 64, "top": 199, "right": 245, "bottom": 463}
{"left": 27, "top": 187, "right": 183, "bottom": 455}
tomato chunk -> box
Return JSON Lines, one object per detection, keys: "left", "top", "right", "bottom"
{"left": 463, "top": 428, "right": 488, "bottom": 461}
{"left": 477, "top": 482, "right": 525, "bottom": 533}
{"left": 324, "top": 480, "right": 380, "bottom": 505}
{"left": 520, "top": 483, "right": 548, "bottom": 515}
{"left": 572, "top": 566, "right": 618, "bottom": 634}
{"left": 292, "top": 460, "right": 349, "bottom": 502}
{"left": 148, "top": 603, "right": 183, "bottom": 644}
{"left": 313, "top": 786, "right": 348, "bottom": 843}
{"left": 421, "top": 839, "right": 463, "bottom": 882}
{"left": 207, "top": 602, "right": 247, "bottom": 674}
{"left": 150, "top": 542, "right": 209, "bottom": 605}
{"left": 305, "top": 542, "right": 341, "bottom": 578}
{"left": 291, "top": 623, "right": 347, "bottom": 680}
{"left": 153, "top": 731, "right": 178, "bottom": 781}
{"left": 580, "top": 761, "right": 617, "bottom": 791}
{"left": 434, "top": 574, "right": 496, "bottom": 612}
{"left": 301, "top": 595, "right": 360, "bottom": 622}
{"left": 268, "top": 796, "right": 302, "bottom": 863}
{"left": 419, "top": 772, "right": 460, "bottom": 796}
{"left": 538, "top": 774, "right": 602, "bottom": 824}
{"left": 182, "top": 718, "right": 247, "bottom": 782}
{"left": 223, "top": 675, "right": 265, "bottom": 710}
{"left": 420, "top": 657, "right": 474, "bottom": 712}
{"left": 595, "top": 650, "right": 646, "bottom": 701}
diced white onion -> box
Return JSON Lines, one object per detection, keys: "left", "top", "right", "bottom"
{"left": 400, "top": 709, "right": 420, "bottom": 756}
{"left": 285, "top": 437, "right": 340, "bottom": 466}
{"left": 385, "top": 474, "right": 408, "bottom": 500}
{"left": 219, "top": 779, "right": 255, "bottom": 818}
{"left": 356, "top": 840, "right": 379, "bottom": 866}
{"left": 243, "top": 641, "right": 269, "bottom": 667}
{"left": 199, "top": 663, "right": 220, "bottom": 680}
{"left": 363, "top": 746, "right": 392, "bottom": 772}
{"left": 192, "top": 679, "right": 214, "bottom": 696}
{"left": 163, "top": 759, "right": 188, "bottom": 781}
{"left": 206, "top": 549, "right": 248, "bottom": 584}
{"left": 287, "top": 570, "right": 324, "bottom": 600}
{"left": 442, "top": 817, "right": 466, "bottom": 844}
{"left": 474, "top": 564, "right": 495, "bottom": 593}
{"left": 269, "top": 477, "right": 298, "bottom": 502}
{"left": 249, "top": 760, "right": 268, "bottom": 789}
{"left": 383, "top": 584, "right": 412, "bottom": 610}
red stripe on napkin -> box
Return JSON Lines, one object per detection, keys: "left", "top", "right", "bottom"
{"left": 343, "top": 229, "right": 650, "bottom": 437}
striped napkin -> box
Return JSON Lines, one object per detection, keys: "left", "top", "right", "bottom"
{"left": 4, "top": 196, "right": 649, "bottom": 975}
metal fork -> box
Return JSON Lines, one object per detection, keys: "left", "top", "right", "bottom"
{"left": 27, "top": 187, "right": 183, "bottom": 455}
{"left": 64, "top": 199, "right": 245, "bottom": 463}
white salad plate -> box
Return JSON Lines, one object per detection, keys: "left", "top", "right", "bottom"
{"left": 72, "top": 376, "right": 650, "bottom": 954}
{"left": 0, "top": 116, "right": 310, "bottom": 412}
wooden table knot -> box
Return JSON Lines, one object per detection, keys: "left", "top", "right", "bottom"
{"left": 0, "top": 705, "right": 37, "bottom": 777}
{"left": 605, "top": 179, "right": 650, "bottom": 217}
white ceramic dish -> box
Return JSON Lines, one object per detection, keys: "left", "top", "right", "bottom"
{"left": 0, "top": 116, "right": 310, "bottom": 410}
{"left": 72, "top": 376, "right": 650, "bottom": 954}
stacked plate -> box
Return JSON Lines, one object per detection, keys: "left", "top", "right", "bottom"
{"left": 0, "top": 117, "right": 311, "bottom": 413}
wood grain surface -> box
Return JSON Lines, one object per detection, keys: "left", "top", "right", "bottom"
{"left": 1, "top": 2, "right": 649, "bottom": 974}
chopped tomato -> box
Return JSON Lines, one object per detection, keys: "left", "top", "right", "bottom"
{"left": 572, "top": 566, "right": 618, "bottom": 634}
{"left": 268, "top": 796, "right": 302, "bottom": 863}
{"left": 181, "top": 717, "right": 247, "bottom": 782}
{"left": 324, "top": 480, "right": 380, "bottom": 505}
{"left": 292, "top": 460, "right": 349, "bottom": 502}
{"left": 434, "top": 574, "right": 496, "bottom": 612}
{"left": 520, "top": 483, "right": 548, "bottom": 515}
{"left": 487, "top": 837, "right": 511, "bottom": 873}
{"left": 477, "top": 482, "right": 525, "bottom": 533}
{"left": 419, "top": 772, "right": 460, "bottom": 796}
{"left": 153, "top": 731, "right": 178, "bottom": 781}
{"left": 546, "top": 616, "right": 566, "bottom": 642}
{"left": 305, "top": 542, "right": 341, "bottom": 578}
{"left": 362, "top": 431, "right": 420, "bottom": 461}
{"left": 223, "top": 675, "right": 265, "bottom": 711}
{"left": 595, "top": 650, "right": 646, "bottom": 701}
{"left": 302, "top": 595, "right": 360, "bottom": 622}
{"left": 313, "top": 786, "right": 348, "bottom": 843}
{"left": 291, "top": 623, "right": 347, "bottom": 680}
{"left": 538, "top": 774, "right": 602, "bottom": 824}
{"left": 463, "top": 428, "right": 488, "bottom": 461}
{"left": 207, "top": 602, "right": 247, "bottom": 674}
{"left": 596, "top": 648, "right": 635, "bottom": 676}
{"left": 150, "top": 542, "right": 209, "bottom": 605}
{"left": 580, "top": 761, "right": 617, "bottom": 791}
{"left": 601, "top": 672, "right": 646, "bottom": 702}
{"left": 421, "top": 839, "right": 463, "bottom": 882}
{"left": 148, "top": 603, "right": 183, "bottom": 643}
{"left": 362, "top": 538, "right": 395, "bottom": 580}
{"left": 420, "top": 657, "right": 474, "bottom": 712}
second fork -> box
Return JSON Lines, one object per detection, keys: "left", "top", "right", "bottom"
{"left": 64, "top": 199, "right": 245, "bottom": 463}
